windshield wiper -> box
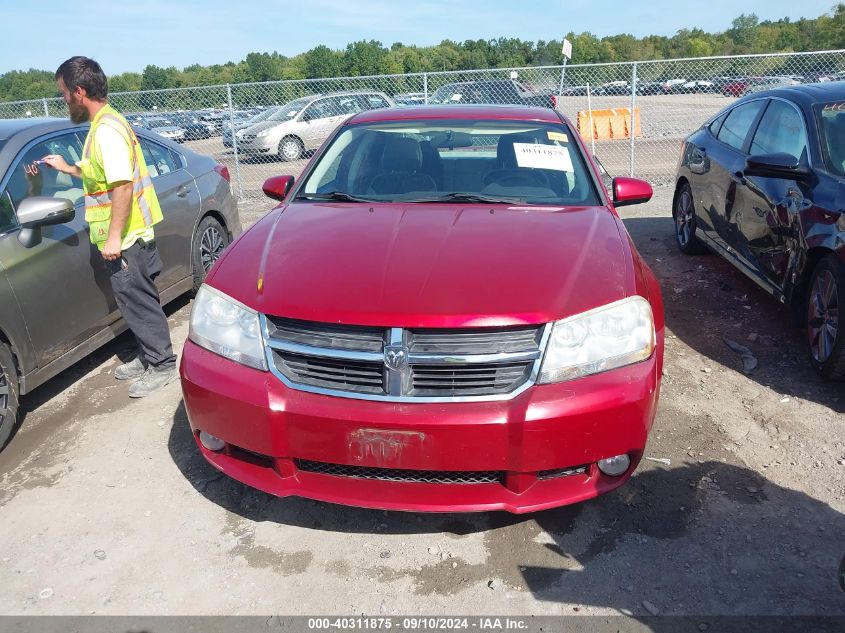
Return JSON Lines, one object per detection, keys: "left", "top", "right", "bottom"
{"left": 407, "top": 192, "right": 523, "bottom": 204}
{"left": 295, "top": 192, "right": 377, "bottom": 203}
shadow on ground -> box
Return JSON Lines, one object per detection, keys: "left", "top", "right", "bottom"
{"left": 168, "top": 400, "right": 844, "bottom": 615}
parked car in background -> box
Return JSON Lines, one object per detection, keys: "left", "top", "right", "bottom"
{"left": 180, "top": 104, "right": 664, "bottom": 513}
{"left": 140, "top": 116, "right": 186, "bottom": 143}
{"left": 674, "top": 83, "right": 845, "bottom": 379}
{"left": 428, "top": 80, "right": 556, "bottom": 108}
{"left": 393, "top": 92, "right": 427, "bottom": 106}
{"left": 635, "top": 82, "right": 664, "bottom": 96}
{"left": 0, "top": 117, "right": 241, "bottom": 448}
{"left": 594, "top": 81, "right": 630, "bottom": 96}
{"left": 662, "top": 79, "right": 688, "bottom": 93}
{"left": 746, "top": 76, "right": 803, "bottom": 94}
{"left": 167, "top": 113, "right": 214, "bottom": 141}
{"left": 236, "top": 91, "right": 395, "bottom": 161}
{"left": 223, "top": 106, "right": 280, "bottom": 148}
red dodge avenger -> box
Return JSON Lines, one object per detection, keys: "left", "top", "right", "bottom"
{"left": 180, "top": 105, "right": 664, "bottom": 513}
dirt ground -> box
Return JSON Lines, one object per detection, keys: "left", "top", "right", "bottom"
{"left": 0, "top": 186, "right": 843, "bottom": 618}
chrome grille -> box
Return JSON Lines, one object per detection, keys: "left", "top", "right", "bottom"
{"left": 410, "top": 361, "right": 532, "bottom": 396}
{"left": 296, "top": 460, "right": 504, "bottom": 484}
{"left": 272, "top": 351, "right": 384, "bottom": 394}
{"left": 263, "top": 316, "right": 548, "bottom": 402}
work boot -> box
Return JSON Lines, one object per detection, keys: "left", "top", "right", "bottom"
{"left": 115, "top": 355, "right": 147, "bottom": 380}
{"left": 128, "top": 364, "right": 177, "bottom": 398}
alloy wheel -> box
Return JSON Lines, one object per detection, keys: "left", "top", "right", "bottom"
{"left": 808, "top": 269, "right": 840, "bottom": 363}
{"left": 281, "top": 140, "right": 301, "bottom": 161}
{"left": 675, "top": 188, "right": 694, "bottom": 247}
{"left": 200, "top": 225, "right": 225, "bottom": 272}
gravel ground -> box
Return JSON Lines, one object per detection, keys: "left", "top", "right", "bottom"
{"left": 0, "top": 185, "right": 843, "bottom": 618}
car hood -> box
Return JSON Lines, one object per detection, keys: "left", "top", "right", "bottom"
{"left": 209, "top": 203, "right": 632, "bottom": 328}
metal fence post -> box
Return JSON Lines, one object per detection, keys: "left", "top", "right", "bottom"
{"left": 423, "top": 73, "right": 428, "bottom": 104}
{"left": 42, "top": 98, "right": 49, "bottom": 117}
{"left": 629, "top": 62, "right": 638, "bottom": 177}
{"left": 226, "top": 84, "right": 245, "bottom": 201}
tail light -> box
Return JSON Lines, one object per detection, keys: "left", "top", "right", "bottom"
{"left": 551, "top": 94, "right": 559, "bottom": 109}
{"left": 214, "top": 164, "right": 230, "bottom": 182}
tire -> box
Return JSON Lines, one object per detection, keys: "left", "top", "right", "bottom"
{"left": 278, "top": 136, "right": 303, "bottom": 162}
{"left": 191, "top": 215, "right": 230, "bottom": 293}
{"left": 672, "top": 182, "right": 705, "bottom": 255}
{"left": 0, "top": 341, "right": 19, "bottom": 451}
{"left": 806, "top": 254, "right": 845, "bottom": 380}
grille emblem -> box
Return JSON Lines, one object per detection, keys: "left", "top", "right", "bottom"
{"left": 384, "top": 344, "right": 409, "bottom": 370}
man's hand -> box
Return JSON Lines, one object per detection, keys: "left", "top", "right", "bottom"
{"left": 41, "top": 155, "right": 82, "bottom": 178}
{"left": 101, "top": 235, "right": 122, "bottom": 262}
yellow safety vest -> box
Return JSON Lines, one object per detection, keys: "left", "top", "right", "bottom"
{"left": 78, "top": 104, "right": 163, "bottom": 249}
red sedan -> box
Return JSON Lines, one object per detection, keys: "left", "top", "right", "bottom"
{"left": 180, "top": 105, "right": 664, "bottom": 513}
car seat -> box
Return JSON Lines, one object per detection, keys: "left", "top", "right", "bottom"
{"left": 483, "top": 133, "right": 550, "bottom": 188}
{"left": 367, "top": 136, "right": 438, "bottom": 196}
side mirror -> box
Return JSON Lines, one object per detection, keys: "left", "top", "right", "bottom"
{"left": 262, "top": 175, "right": 295, "bottom": 202}
{"left": 612, "top": 177, "right": 653, "bottom": 207}
{"left": 744, "top": 153, "right": 810, "bottom": 180}
{"left": 17, "top": 196, "right": 75, "bottom": 248}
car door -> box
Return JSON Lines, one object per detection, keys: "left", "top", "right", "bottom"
{"left": 137, "top": 136, "right": 199, "bottom": 291}
{"left": 297, "top": 98, "right": 335, "bottom": 151}
{"left": 734, "top": 98, "right": 811, "bottom": 290}
{"left": 0, "top": 130, "right": 118, "bottom": 368}
{"left": 706, "top": 99, "right": 767, "bottom": 258}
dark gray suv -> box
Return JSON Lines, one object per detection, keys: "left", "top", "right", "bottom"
{"left": 0, "top": 118, "right": 241, "bottom": 449}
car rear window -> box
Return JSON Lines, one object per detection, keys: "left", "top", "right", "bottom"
{"left": 298, "top": 119, "right": 601, "bottom": 206}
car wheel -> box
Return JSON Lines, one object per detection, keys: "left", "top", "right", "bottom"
{"left": 673, "top": 183, "right": 705, "bottom": 255}
{"left": 0, "top": 341, "right": 19, "bottom": 450}
{"left": 279, "top": 136, "right": 303, "bottom": 162}
{"left": 191, "top": 215, "right": 230, "bottom": 293}
{"left": 806, "top": 255, "right": 845, "bottom": 380}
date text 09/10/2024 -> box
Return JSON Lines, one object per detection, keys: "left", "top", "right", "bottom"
{"left": 307, "top": 617, "right": 529, "bottom": 630}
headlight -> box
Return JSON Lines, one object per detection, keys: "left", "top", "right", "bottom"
{"left": 188, "top": 285, "right": 267, "bottom": 371}
{"left": 538, "top": 296, "right": 654, "bottom": 384}
{"left": 257, "top": 129, "right": 270, "bottom": 138}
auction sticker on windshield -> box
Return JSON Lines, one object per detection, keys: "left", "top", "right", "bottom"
{"left": 513, "top": 143, "right": 574, "bottom": 172}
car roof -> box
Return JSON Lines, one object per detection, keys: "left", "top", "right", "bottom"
{"left": 0, "top": 118, "right": 77, "bottom": 143}
{"left": 349, "top": 104, "right": 564, "bottom": 125}
{"left": 751, "top": 82, "right": 845, "bottom": 105}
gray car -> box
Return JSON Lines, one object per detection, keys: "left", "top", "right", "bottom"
{"left": 236, "top": 91, "right": 395, "bottom": 161}
{"left": 0, "top": 118, "right": 241, "bottom": 449}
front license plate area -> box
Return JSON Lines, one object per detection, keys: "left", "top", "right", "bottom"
{"left": 347, "top": 429, "right": 426, "bottom": 467}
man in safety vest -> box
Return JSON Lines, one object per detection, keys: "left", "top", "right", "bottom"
{"left": 43, "top": 56, "right": 177, "bottom": 398}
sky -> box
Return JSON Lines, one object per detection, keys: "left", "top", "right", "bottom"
{"left": 0, "top": 0, "right": 839, "bottom": 75}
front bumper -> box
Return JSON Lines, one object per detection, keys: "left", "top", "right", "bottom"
{"left": 236, "top": 138, "right": 274, "bottom": 153}
{"left": 180, "top": 341, "right": 661, "bottom": 514}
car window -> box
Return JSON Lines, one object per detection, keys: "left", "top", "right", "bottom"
{"left": 717, "top": 100, "right": 765, "bottom": 151}
{"left": 750, "top": 100, "right": 808, "bottom": 162}
{"left": 302, "top": 99, "right": 335, "bottom": 121}
{"left": 0, "top": 190, "right": 15, "bottom": 233}
{"left": 815, "top": 103, "right": 845, "bottom": 176}
{"left": 330, "top": 96, "right": 365, "bottom": 116}
{"left": 2, "top": 132, "right": 85, "bottom": 213}
{"left": 708, "top": 112, "right": 728, "bottom": 137}
{"left": 361, "top": 94, "right": 389, "bottom": 110}
{"left": 300, "top": 119, "right": 601, "bottom": 206}
{"left": 139, "top": 138, "right": 178, "bottom": 178}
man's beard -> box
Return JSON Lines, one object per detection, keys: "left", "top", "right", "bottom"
{"left": 68, "top": 100, "right": 88, "bottom": 123}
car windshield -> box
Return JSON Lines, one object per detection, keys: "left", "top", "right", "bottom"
{"left": 246, "top": 107, "right": 278, "bottom": 124}
{"left": 147, "top": 119, "right": 172, "bottom": 128}
{"left": 429, "top": 85, "right": 466, "bottom": 104}
{"left": 816, "top": 103, "right": 845, "bottom": 177}
{"left": 298, "top": 118, "right": 601, "bottom": 206}
{"left": 268, "top": 97, "right": 315, "bottom": 121}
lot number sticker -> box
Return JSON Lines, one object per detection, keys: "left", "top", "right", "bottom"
{"left": 513, "top": 143, "right": 574, "bottom": 172}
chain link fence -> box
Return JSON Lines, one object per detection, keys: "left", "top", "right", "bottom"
{"left": 2, "top": 50, "right": 843, "bottom": 199}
